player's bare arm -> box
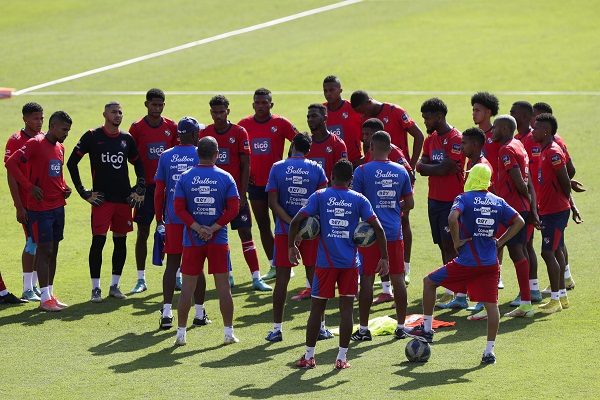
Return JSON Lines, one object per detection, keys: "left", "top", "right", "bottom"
{"left": 448, "top": 209, "right": 471, "bottom": 251}
{"left": 407, "top": 124, "right": 425, "bottom": 169}
{"left": 416, "top": 157, "right": 459, "bottom": 177}
{"left": 496, "top": 214, "right": 525, "bottom": 248}
{"left": 368, "top": 217, "right": 389, "bottom": 276}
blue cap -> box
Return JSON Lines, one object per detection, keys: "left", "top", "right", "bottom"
{"left": 177, "top": 116, "right": 204, "bottom": 135}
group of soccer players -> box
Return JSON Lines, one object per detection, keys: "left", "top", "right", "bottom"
{"left": 2, "top": 79, "right": 584, "bottom": 368}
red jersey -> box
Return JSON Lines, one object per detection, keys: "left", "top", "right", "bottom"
{"left": 482, "top": 127, "right": 501, "bottom": 184}
{"left": 324, "top": 99, "right": 363, "bottom": 162}
{"left": 422, "top": 128, "right": 465, "bottom": 202}
{"left": 306, "top": 133, "right": 348, "bottom": 179}
{"left": 200, "top": 123, "right": 250, "bottom": 190}
{"left": 238, "top": 114, "right": 299, "bottom": 186}
{"left": 5, "top": 130, "right": 42, "bottom": 206}
{"left": 495, "top": 139, "right": 530, "bottom": 212}
{"left": 363, "top": 144, "right": 413, "bottom": 173}
{"left": 129, "top": 116, "right": 178, "bottom": 185}
{"left": 536, "top": 141, "right": 570, "bottom": 215}
{"left": 553, "top": 134, "right": 571, "bottom": 162}
{"left": 5, "top": 135, "right": 66, "bottom": 211}
{"left": 362, "top": 103, "right": 416, "bottom": 160}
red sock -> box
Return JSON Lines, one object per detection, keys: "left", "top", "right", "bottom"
{"left": 242, "top": 240, "right": 260, "bottom": 273}
{"left": 514, "top": 258, "right": 531, "bottom": 302}
{"left": 0, "top": 272, "right": 7, "bottom": 292}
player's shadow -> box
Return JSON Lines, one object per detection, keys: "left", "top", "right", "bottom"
{"left": 109, "top": 344, "right": 215, "bottom": 373}
{"left": 391, "top": 362, "right": 481, "bottom": 390}
{"left": 201, "top": 342, "right": 301, "bottom": 369}
{"left": 89, "top": 330, "right": 174, "bottom": 356}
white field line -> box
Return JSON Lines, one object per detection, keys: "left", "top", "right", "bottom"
{"left": 20, "top": 91, "right": 600, "bottom": 96}
{"left": 13, "top": 0, "right": 363, "bottom": 96}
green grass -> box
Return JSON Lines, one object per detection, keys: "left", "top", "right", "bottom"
{"left": 1, "top": 0, "right": 600, "bottom": 398}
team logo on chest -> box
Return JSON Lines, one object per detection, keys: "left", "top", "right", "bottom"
{"left": 271, "top": 126, "right": 278, "bottom": 133}
{"left": 326, "top": 146, "right": 332, "bottom": 153}
{"left": 383, "top": 117, "right": 389, "bottom": 124}
{"left": 165, "top": 130, "right": 171, "bottom": 137}
{"left": 342, "top": 112, "right": 348, "bottom": 119}
{"left": 443, "top": 139, "right": 448, "bottom": 145}
{"left": 229, "top": 137, "right": 236, "bottom": 144}
{"left": 120, "top": 140, "right": 126, "bottom": 149}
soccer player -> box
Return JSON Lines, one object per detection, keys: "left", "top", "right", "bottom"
{"left": 0, "top": 272, "right": 28, "bottom": 304}
{"left": 155, "top": 117, "right": 210, "bottom": 330}
{"left": 264, "top": 133, "right": 328, "bottom": 342}
{"left": 471, "top": 92, "right": 501, "bottom": 184}
{"left": 6, "top": 111, "right": 73, "bottom": 311}
{"left": 128, "top": 88, "right": 179, "bottom": 294}
{"left": 290, "top": 159, "right": 389, "bottom": 370}
{"left": 67, "top": 101, "right": 145, "bottom": 303}
{"left": 173, "top": 136, "right": 240, "bottom": 346}
{"left": 407, "top": 164, "right": 525, "bottom": 365}
{"left": 531, "top": 113, "right": 573, "bottom": 314}
{"left": 350, "top": 90, "right": 424, "bottom": 169}
{"left": 201, "top": 95, "right": 271, "bottom": 291}
{"left": 352, "top": 131, "right": 413, "bottom": 342}
{"left": 4, "top": 102, "right": 44, "bottom": 301}
{"left": 238, "top": 88, "right": 299, "bottom": 281}
{"left": 491, "top": 115, "right": 538, "bottom": 318}
{"left": 322, "top": 75, "right": 363, "bottom": 165}
{"left": 415, "top": 98, "right": 465, "bottom": 305}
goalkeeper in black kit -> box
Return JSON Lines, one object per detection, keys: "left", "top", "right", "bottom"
{"left": 67, "top": 101, "right": 145, "bottom": 303}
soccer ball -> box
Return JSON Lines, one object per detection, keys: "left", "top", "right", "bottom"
{"left": 298, "top": 216, "right": 320, "bottom": 240}
{"left": 405, "top": 339, "right": 431, "bottom": 362}
{"left": 352, "top": 221, "right": 375, "bottom": 247}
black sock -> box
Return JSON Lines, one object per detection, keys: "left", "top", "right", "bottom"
{"left": 89, "top": 235, "right": 107, "bottom": 279}
{"left": 112, "top": 236, "right": 127, "bottom": 276}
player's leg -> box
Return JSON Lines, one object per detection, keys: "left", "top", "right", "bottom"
{"left": 401, "top": 211, "right": 412, "bottom": 285}
{"left": 192, "top": 272, "right": 210, "bottom": 326}
{"left": 237, "top": 221, "right": 271, "bottom": 291}
{"left": 88, "top": 203, "right": 112, "bottom": 302}
{"left": 526, "top": 224, "right": 542, "bottom": 301}
{"left": 209, "top": 245, "right": 237, "bottom": 344}
{"left": 0, "top": 271, "right": 27, "bottom": 304}
{"left": 388, "top": 240, "right": 408, "bottom": 338}
{"left": 292, "top": 239, "right": 317, "bottom": 300}
{"left": 132, "top": 184, "right": 155, "bottom": 293}
{"left": 335, "top": 267, "right": 358, "bottom": 369}
{"left": 539, "top": 210, "right": 569, "bottom": 313}
{"left": 428, "top": 199, "right": 455, "bottom": 305}
{"left": 28, "top": 210, "right": 59, "bottom": 311}
{"left": 47, "top": 207, "right": 67, "bottom": 307}
{"left": 176, "top": 272, "right": 198, "bottom": 346}
{"left": 482, "top": 301, "right": 499, "bottom": 364}
{"left": 267, "top": 266, "right": 291, "bottom": 342}
{"left": 353, "top": 273, "right": 374, "bottom": 341}
{"left": 21, "top": 226, "right": 39, "bottom": 301}
{"left": 504, "top": 244, "right": 534, "bottom": 317}
{"left": 108, "top": 204, "right": 133, "bottom": 298}
{"left": 161, "top": 223, "right": 184, "bottom": 328}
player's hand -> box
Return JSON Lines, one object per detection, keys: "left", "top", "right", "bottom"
{"left": 30, "top": 186, "right": 43, "bottom": 201}
{"left": 415, "top": 160, "right": 423, "bottom": 173}
{"left": 571, "top": 179, "right": 586, "bottom": 193}
{"left": 376, "top": 258, "right": 390, "bottom": 277}
{"left": 85, "top": 192, "right": 105, "bottom": 207}
{"left": 197, "top": 225, "right": 213, "bottom": 241}
{"left": 248, "top": 175, "right": 256, "bottom": 186}
{"left": 571, "top": 206, "right": 583, "bottom": 224}
{"left": 16, "top": 206, "right": 28, "bottom": 225}
{"left": 240, "top": 194, "right": 248, "bottom": 209}
{"left": 127, "top": 179, "right": 146, "bottom": 208}
{"left": 288, "top": 246, "right": 300, "bottom": 266}
{"left": 64, "top": 185, "right": 72, "bottom": 199}
{"left": 453, "top": 238, "right": 471, "bottom": 251}
{"left": 294, "top": 235, "right": 303, "bottom": 247}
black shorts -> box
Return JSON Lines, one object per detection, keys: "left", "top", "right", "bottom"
{"left": 247, "top": 185, "right": 268, "bottom": 201}
{"left": 428, "top": 198, "right": 453, "bottom": 244}
{"left": 133, "top": 184, "right": 156, "bottom": 226}
{"left": 230, "top": 203, "right": 253, "bottom": 230}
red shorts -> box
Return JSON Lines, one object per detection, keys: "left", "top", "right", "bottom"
{"left": 359, "top": 240, "right": 404, "bottom": 275}
{"left": 91, "top": 202, "right": 133, "bottom": 235}
{"left": 274, "top": 234, "right": 318, "bottom": 268}
{"left": 181, "top": 244, "right": 231, "bottom": 276}
{"left": 427, "top": 260, "right": 499, "bottom": 303}
{"left": 312, "top": 267, "right": 358, "bottom": 299}
{"left": 164, "top": 223, "right": 184, "bottom": 254}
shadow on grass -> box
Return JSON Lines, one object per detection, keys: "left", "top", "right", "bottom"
{"left": 390, "top": 362, "right": 482, "bottom": 390}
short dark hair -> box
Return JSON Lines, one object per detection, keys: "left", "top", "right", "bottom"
{"left": 209, "top": 95, "right": 229, "bottom": 108}
{"left": 254, "top": 87, "right": 272, "bottom": 98}
{"left": 292, "top": 132, "right": 312, "bottom": 154}
{"left": 533, "top": 102, "right": 553, "bottom": 114}
{"left": 104, "top": 101, "right": 121, "bottom": 110}
{"left": 197, "top": 136, "right": 219, "bottom": 159}
{"left": 362, "top": 118, "right": 384, "bottom": 131}
{"left": 471, "top": 92, "right": 499, "bottom": 116}
{"left": 350, "top": 90, "right": 370, "bottom": 108}
{"left": 535, "top": 113, "right": 558, "bottom": 135}
{"left": 308, "top": 103, "right": 327, "bottom": 116}
{"left": 22, "top": 102, "right": 43, "bottom": 116}
{"left": 462, "top": 127, "right": 486, "bottom": 147}
{"left": 323, "top": 75, "right": 341, "bottom": 85}
{"left": 49, "top": 111, "right": 72, "bottom": 126}
{"left": 371, "top": 131, "right": 391, "bottom": 150}
{"left": 146, "top": 88, "right": 165, "bottom": 101}
{"left": 421, "top": 98, "right": 448, "bottom": 116}
{"left": 332, "top": 159, "right": 354, "bottom": 182}
{"left": 512, "top": 101, "right": 533, "bottom": 117}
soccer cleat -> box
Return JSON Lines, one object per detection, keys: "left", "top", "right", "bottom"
{"left": 317, "top": 328, "right": 334, "bottom": 340}
{"left": 90, "top": 288, "right": 102, "bottom": 303}
{"left": 559, "top": 296, "right": 569, "bottom": 309}
{"left": 373, "top": 293, "right": 394, "bottom": 304}
{"left": 223, "top": 334, "right": 239, "bottom": 345}
{"left": 51, "top": 295, "right": 68, "bottom": 309}
{"left": 252, "top": 278, "right": 273, "bottom": 291}
{"left": 265, "top": 330, "right": 283, "bottom": 342}
{"left": 296, "top": 355, "right": 316, "bottom": 369}
{"left": 33, "top": 286, "right": 42, "bottom": 297}
{"left": 174, "top": 333, "right": 186, "bottom": 346}
{"left": 350, "top": 329, "right": 372, "bottom": 341}
{"left": 405, "top": 323, "right": 434, "bottom": 343}
{"left": 504, "top": 304, "right": 534, "bottom": 318}
{"left": 192, "top": 313, "right": 212, "bottom": 326}
{"left": 291, "top": 288, "right": 312, "bottom": 300}
{"left": 174, "top": 277, "right": 182, "bottom": 291}
{"left": 539, "top": 299, "right": 562, "bottom": 314}
{"left": 541, "top": 285, "right": 552, "bottom": 295}
{"left": 530, "top": 290, "right": 542, "bottom": 303}
{"left": 467, "top": 310, "right": 488, "bottom": 321}
{"left": 39, "top": 298, "right": 61, "bottom": 312}
{"left": 229, "top": 275, "right": 235, "bottom": 288}
{"left": 160, "top": 314, "right": 173, "bottom": 330}
{"left": 435, "top": 293, "right": 454, "bottom": 306}
{"left": 21, "top": 289, "right": 41, "bottom": 302}
{"left": 498, "top": 276, "right": 504, "bottom": 289}
{"left": 467, "top": 302, "right": 484, "bottom": 312}
{"left": 438, "top": 296, "right": 469, "bottom": 309}
{"left": 130, "top": 279, "right": 147, "bottom": 294}
{"left": 404, "top": 271, "right": 410, "bottom": 286}
{"left": 509, "top": 294, "right": 522, "bottom": 307}
{"left": 335, "top": 359, "right": 351, "bottom": 369}
{"left": 109, "top": 285, "right": 127, "bottom": 299}
{"left": 394, "top": 327, "right": 409, "bottom": 340}
{"left": 0, "top": 292, "right": 28, "bottom": 304}
{"left": 261, "top": 267, "right": 277, "bottom": 281}
{"left": 481, "top": 353, "right": 496, "bottom": 365}
{"left": 565, "top": 277, "right": 575, "bottom": 290}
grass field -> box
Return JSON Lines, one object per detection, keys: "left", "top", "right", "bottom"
{"left": 1, "top": 0, "right": 599, "bottom": 398}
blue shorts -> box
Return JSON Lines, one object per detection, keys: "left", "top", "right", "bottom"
{"left": 230, "top": 203, "right": 253, "bottom": 230}
{"left": 133, "top": 184, "right": 156, "bottom": 226}
{"left": 428, "top": 199, "right": 453, "bottom": 244}
{"left": 540, "top": 210, "right": 570, "bottom": 251}
{"left": 503, "top": 211, "right": 529, "bottom": 247}
{"left": 247, "top": 185, "right": 268, "bottom": 201}
{"left": 27, "top": 207, "right": 65, "bottom": 244}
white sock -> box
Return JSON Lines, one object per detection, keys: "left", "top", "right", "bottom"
{"left": 559, "top": 289, "right": 567, "bottom": 297}
{"left": 485, "top": 341, "right": 495, "bottom": 355}
{"left": 305, "top": 346, "right": 316, "bottom": 359}
{"left": 529, "top": 279, "right": 539, "bottom": 291}
{"left": 111, "top": 275, "right": 120, "bottom": 287}
{"left": 177, "top": 327, "right": 186, "bottom": 337}
{"left": 397, "top": 324, "right": 405, "bottom": 330}
{"left": 269, "top": 259, "right": 274, "bottom": 267}
{"left": 251, "top": 271, "right": 260, "bottom": 279}
{"left": 163, "top": 304, "right": 172, "bottom": 317}
{"left": 195, "top": 304, "right": 205, "bottom": 318}
{"left": 48, "top": 285, "right": 53, "bottom": 297}
{"left": 224, "top": 326, "right": 234, "bottom": 337}
{"left": 404, "top": 262, "right": 410, "bottom": 274}
{"left": 551, "top": 292, "right": 559, "bottom": 300}
{"left": 444, "top": 288, "right": 454, "bottom": 295}
{"left": 520, "top": 300, "right": 532, "bottom": 305}
{"left": 423, "top": 315, "right": 433, "bottom": 332}
{"left": 456, "top": 293, "right": 467, "bottom": 298}
{"left": 137, "top": 270, "right": 145, "bottom": 280}
{"left": 40, "top": 287, "right": 50, "bottom": 302}
{"left": 0, "top": 289, "right": 8, "bottom": 296}
{"left": 176, "top": 268, "right": 181, "bottom": 279}
{"left": 273, "top": 322, "right": 282, "bottom": 332}
{"left": 92, "top": 278, "right": 100, "bottom": 290}
{"left": 382, "top": 281, "right": 392, "bottom": 295}
{"left": 306, "top": 278, "right": 311, "bottom": 289}
{"left": 359, "top": 325, "right": 369, "bottom": 333}
{"left": 564, "top": 264, "right": 571, "bottom": 278}
{"left": 337, "top": 347, "right": 348, "bottom": 362}
{"left": 23, "top": 272, "right": 33, "bottom": 291}
{"left": 32, "top": 271, "right": 38, "bottom": 287}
